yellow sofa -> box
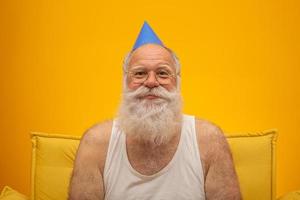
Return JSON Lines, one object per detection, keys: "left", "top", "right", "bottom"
{"left": 1, "top": 129, "right": 300, "bottom": 200}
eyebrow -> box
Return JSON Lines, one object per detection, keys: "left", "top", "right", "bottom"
{"left": 158, "top": 63, "right": 172, "bottom": 67}
{"left": 130, "top": 63, "right": 173, "bottom": 69}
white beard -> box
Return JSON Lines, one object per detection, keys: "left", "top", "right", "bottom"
{"left": 117, "top": 85, "right": 182, "bottom": 145}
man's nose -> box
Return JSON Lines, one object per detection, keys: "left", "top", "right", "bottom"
{"left": 143, "top": 71, "right": 159, "bottom": 88}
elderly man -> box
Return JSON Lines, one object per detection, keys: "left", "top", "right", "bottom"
{"left": 68, "top": 21, "right": 241, "bottom": 200}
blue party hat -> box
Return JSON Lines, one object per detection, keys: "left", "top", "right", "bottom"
{"left": 132, "top": 21, "right": 164, "bottom": 50}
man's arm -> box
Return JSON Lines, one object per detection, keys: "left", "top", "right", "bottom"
{"left": 204, "top": 126, "right": 242, "bottom": 200}
{"left": 68, "top": 122, "right": 112, "bottom": 200}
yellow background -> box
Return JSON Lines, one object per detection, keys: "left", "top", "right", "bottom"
{"left": 0, "top": 0, "right": 299, "bottom": 197}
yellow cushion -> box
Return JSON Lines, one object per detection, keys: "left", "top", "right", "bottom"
{"left": 30, "top": 133, "right": 80, "bottom": 200}
{"left": 0, "top": 186, "right": 28, "bottom": 200}
{"left": 30, "top": 129, "right": 277, "bottom": 200}
{"left": 227, "top": 129, "right": 277, "bottom": 200}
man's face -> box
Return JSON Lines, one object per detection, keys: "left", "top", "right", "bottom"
{"left": 118, "top": 44, "right": 182, "bottom": 144}
{"left": 126, "top": 44, "right": 177, "bottom": 94}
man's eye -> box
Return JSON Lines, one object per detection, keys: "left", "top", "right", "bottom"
{"left": 133, "top": 71, "right": 147, "bottom": 78}
{"left": 157, "top": 70, "right": 171, "bottom": 78}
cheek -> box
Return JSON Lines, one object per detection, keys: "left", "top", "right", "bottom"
{"left": 166, "top": 78, "right": 177, "bottom": 91}
{"left": 127, "top": 79, "right": 140, "bottom": 90}
{"left": 164, "top": 85, "right": 175, "bottom": 91}
{"left": 161, "top": 83, "right": 176, "bottom": 92}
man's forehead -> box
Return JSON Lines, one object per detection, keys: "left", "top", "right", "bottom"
{"left": 129, "top": 44, "right": 174, "bottom": 65}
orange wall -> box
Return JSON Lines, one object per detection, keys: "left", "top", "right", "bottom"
{"left": 0, "top": 0, "right": 299, "bottom": 197}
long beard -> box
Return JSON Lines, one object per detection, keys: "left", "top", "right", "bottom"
{"left": 117, "top": 85, "right": 182, "bottom": 145}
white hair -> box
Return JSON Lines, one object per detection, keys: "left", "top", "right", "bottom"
{"left": 122, "top": 46, "right": 181, "bottom": 90}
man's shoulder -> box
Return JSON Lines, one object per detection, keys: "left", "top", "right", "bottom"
{"left": 194, "top": 117, "right": 232, "bottom": 166}
{"left": 194, "top": 117, "right": 229, "bottom": 156}
{"left": 77, "top": 120, "right": 113, "bottom": 172}
{"left": 193, "top": 117, "right": 241, "bottom": 198}
{"left": 194, "top": 117, "right": 225, "bottom": 140}
{"left": 80, "top": 119, "right": 113, "bottom": 148}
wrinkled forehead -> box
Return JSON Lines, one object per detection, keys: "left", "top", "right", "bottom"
{"left": 128, "top": 44, "right": 175, "bottom": 68}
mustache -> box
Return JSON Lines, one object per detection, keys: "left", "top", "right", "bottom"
{"left": 124, "top": 86, "right": 176, "bottom": 102}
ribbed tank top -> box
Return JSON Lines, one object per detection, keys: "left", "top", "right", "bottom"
{"left": 104, "top": 114, "right": 206, "bottom": 200}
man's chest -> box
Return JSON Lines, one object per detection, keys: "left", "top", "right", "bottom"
{"left": 125, "top": 140, "right": 179, "bottom": 176}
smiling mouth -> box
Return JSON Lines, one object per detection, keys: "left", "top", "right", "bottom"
{"left": 143, "top": 95, "right": 159, "bottom": 100}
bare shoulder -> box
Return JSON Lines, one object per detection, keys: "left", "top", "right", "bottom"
{"left": 194, "top": 117, "right": 229, "bottom": 154}
{"left": 195, "top": 117, "right": 241, "bottom": 199}
{"left": 69, "top": 120, "right": 112, "bottom": 200}
{"left": 195, "top": 117, "right": 226, "bottom": 141}
{"left": 81, "top": 119, "right": 113, "bottom": 146}
{"left": 77, "top": 119, "right": 113, "bottom": 173}
{"left": 194, "top": 118, "right": 230, "bottom": 176}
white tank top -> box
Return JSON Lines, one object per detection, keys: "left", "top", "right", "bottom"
{"left": 104, "top": 114, "right": 206, "bottom": 200}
